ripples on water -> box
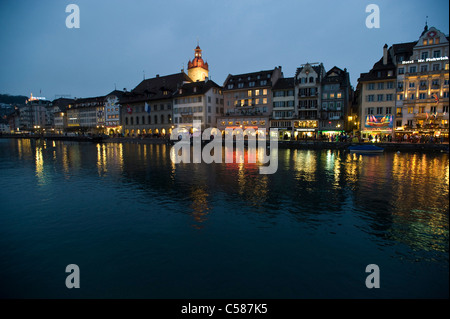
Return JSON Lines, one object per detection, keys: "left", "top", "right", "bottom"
{"left": 0, "top": 138, "right": 448, "bottom": 298}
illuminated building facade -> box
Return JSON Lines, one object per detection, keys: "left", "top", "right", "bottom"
{"left": 173, "top": 78, "right": 223, "bottom": 132}
{"left": 120, "top": 72, "right": 190, "bottom": 137}
{"left": 357, "top": 44, "right": 397, "bottom": 141}
{"left": 66, "top": 95, "right": 105, "bottom": 133}
{"left": 294, "top": 63, "right": 325, "bottom": 138}
{"left": 319, "top": 66, "right": 352, "bottom": 138}
{"left": 394, "top": 25, "right": 449, "bottom": 140}
{"left": 217, "top": 67, "right": 283, "bottom": 134}
{"left": 270, "top": 77, "right": 295, "bottom": 139}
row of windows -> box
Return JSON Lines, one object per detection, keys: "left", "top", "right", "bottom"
{"left": 366, "top": 94, "right": 394, "bottom": 102}
{"left": 322, "top": 102, "right": 343, "bottom": 109}
{"left": 402, "top": 106, "right": 449, "bottom": 114}
{"left": 366, "top": 107, "right": 393, "bottom": 115}
{"left": 397, "top": 92, "right": 449, "bottom": 100}
{"left": 107, "top": 115, "right": 119, "bottom": 119}
{"left": 175, "top": 116, "right": 211, "bottom": 124}
{"left": 230, "top": 74, "right": 271, "bottom": 83}
{"left": 273, "top": 90, "right": 294, "bottom": 97}
{"left": 125, "top": 114, "right": 172, "bottom": 126}
{"left": 235, "top": 98, "right": 268, "bottom": 107}
{"left": 298, "top": 100, "right": 318, "bottom": 108}
{"left": 174, "top": 106, "right": 203, "bottom": 113}
{"left": 399, "top": 79, "right": 449, "bottom": 89}
{"left": 273, "top": 101, "right": 295, "bottom": 107}
{"left": 322, "top": 92, "right": 343, "bottom": 99}
{"left": 247, "top": 89, "right": 268, "bottom": 97}
{"left": 106, "top": 108, "right": 119, "bottom": 112}
{"left": 175, "top": 97, "right": 201, "bottom": 104}
{"left": 298, "top": 77, "right": 316, "bottom": 84}
{"left": 298, "top": 88, "right": 317, "bottom": 96}
{"left": 398, "top": 63, "right": 447, "bottom": 74}
{"left": 228, "top": 80, "right": 269, "bottom": 89}
{"left": 131, "top": 104, "right": 171, "bottom": 112}
{"left": 271, "top": 120, "right": 292, "bottom": 126}
{"left": 367, "top": 82, "right": 395, "bottom": 90}
{"left": 220, "top": 120, "right": 266, "bottom": 126}
{"left": 422, "top": 38, "right": 441, "bottom": 46}
{"left": 273, "top": 111, "right": 294, "bottom": 119}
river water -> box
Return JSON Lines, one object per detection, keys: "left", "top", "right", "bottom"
{"left": 0, "top": 138, "right": 448, "bottom": 298}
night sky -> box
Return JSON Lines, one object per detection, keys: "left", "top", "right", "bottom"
{"left": 0, "top": 0, "right": 448, "bottom": 100}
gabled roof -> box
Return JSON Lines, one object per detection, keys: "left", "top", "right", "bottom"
{"left": 173, "top": 80, "right": 221, "bottom": 98}
{"left": 295, "top": 64, "right": 324, "bottom": 79}
{"left": 358, "top": 47, "right": 396, "bottom": 82}
{"left": 121, "top": 72, "right": 193, "bottom": 104}
{"left": 223, "top": 69, "right": 277, "bottom": 90}
{"left": 132, "top": 72, "right": 192, "bottom": 95}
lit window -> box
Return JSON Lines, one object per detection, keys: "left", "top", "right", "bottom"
{"left": 248, "top": 90, "right": 252, "bottom": 97}
{"left": 263, "top": 98, "right": 267, "bottom": 104}
{"left": 337, "top": 93, "right": 342, "bottom": 98}
{"left": 263, "top": 89, "right": 267, "bottom": 95}
{"left": 255, "top": 90, "right": 260, "bottom": 96}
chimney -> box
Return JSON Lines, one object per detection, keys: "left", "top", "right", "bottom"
{"left": 156, "top": 74, "right": 160, "bottom": 78}
{"left": 383, "top": 44, "right": 388, "bottom": 65}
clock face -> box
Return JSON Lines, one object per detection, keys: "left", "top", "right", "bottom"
{"left": 427, "top": 31, "right": 437, "bottom": 38}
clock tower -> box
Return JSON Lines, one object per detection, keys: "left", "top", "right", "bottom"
{"left": 187, "top": 45, "right": 209, "bottom": 82}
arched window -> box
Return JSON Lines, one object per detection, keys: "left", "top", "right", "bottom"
{"left": 125, "top": 117, "right": 128, "bottom": 125}
{"left": 148, "top": 115, "right": 151, "bottom": 124}
{"left": 142, "top": 116, "right": 145, "bottom": 125}
{"left": 136, "top": 116, "right": 139, "bottom": 125}
{"left": 161, "top": 114, "right": 164, "bottom": 124}
{"left": 154, "top": 115, "right": 158, "bottom": 124}
{"left": 130, "top": 117, "right": 134, "bottom": 125}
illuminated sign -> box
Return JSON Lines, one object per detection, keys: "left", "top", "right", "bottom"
{"left": 365, "top": 115, "right": 393, "bottom": 128}
{"left": 402, "top": 56, "right": 449, "bottom": 64}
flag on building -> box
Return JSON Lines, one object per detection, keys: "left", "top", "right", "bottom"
{"left": 145, "top": 102, "right": 151, "bottom": 114}
{"left": 433, "top": 93, "right": 439, "bottom": 104}
{"left": 127, "top": 105, "right": 133, "bottom": 114}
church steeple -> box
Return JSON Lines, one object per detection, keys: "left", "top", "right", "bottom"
{"left": 188, "top": 44, "right": 209, "bottom": 82}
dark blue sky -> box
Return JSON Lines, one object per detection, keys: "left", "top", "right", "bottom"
{"left": 0, "top": 0, "right": 448, "bottom": 100}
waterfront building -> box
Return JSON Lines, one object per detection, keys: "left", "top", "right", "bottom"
{"left": 173, "top": 78, "right": 224, "bottom": 133}
{"left": 293, "top": 63, "right": 325, "bottom": 139}
{"left": 357, "top": 44, "right": 397, "bottom": 141}
{"left": 217, "top": 67, "right": 283, "bottom": 134}
{"left": 66, "top": 95, "right": 105, "bottom": 134}
{"left": 51, "top": 98, "right": 74, "bottom": 134}
{"left": 120, "top": 72, "right": 191, "bottom": 137}
{"left": 103, "top": 90, "right": 124, "bottom": 135}
{"left": 270, "top": 77, "right": 295, "bottom": 139}
{"left": 319, "top": 66, "right": 352, "bottom": 138}
{"left": 394, "top": 25, "right": 449, "bottom": 141}
{"left": 19, "top": 94, "right": 52, "bottom": 132}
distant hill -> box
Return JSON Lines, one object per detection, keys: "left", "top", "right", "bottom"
{"left": 0, "top": 94, "right": 28, "bottom": 105}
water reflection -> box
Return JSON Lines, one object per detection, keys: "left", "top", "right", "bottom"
{"left": 4, "top": 139, "right": 449, "bottom": 257}
{"left": 190, "top": 186, "right": 210, "bottom": 229}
